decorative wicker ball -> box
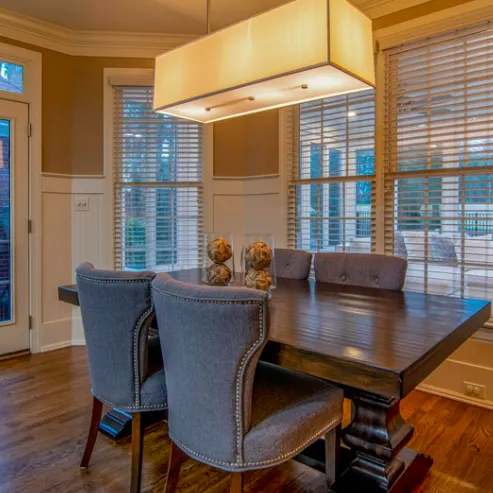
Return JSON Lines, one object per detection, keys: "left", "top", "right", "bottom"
{"left": 245, "top": 269, "right": 272, "bottom": 291}
{"left": 207, "top": 263, "right": 232, "bottom": 285}
{"left": 207, "top": 238, "right": 232, "bottom": 263}
{"left": 245, "top": 241, "right": 272, "bottom": 270}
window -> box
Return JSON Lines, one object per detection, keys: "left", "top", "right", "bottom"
{"left": 290, "top": 90, "right": 375, "bottom": 254}
{"left": 384, "top": 21, "right": 493, "bottom": 320}
{"left": 289, "top": 20, "right": 493, "bottom": 327}
{"left": 0, "top": 61, "right": 23, "bottom": 94}
{"left": 113, "top": 86, "right": 203, "bottom": 271}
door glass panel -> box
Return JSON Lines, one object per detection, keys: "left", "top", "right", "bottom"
{"left": 0, "top": 62, "right": 24, "bottom": 95}
{"left": 0, "top": 120, "right": 12, "bottom": 323}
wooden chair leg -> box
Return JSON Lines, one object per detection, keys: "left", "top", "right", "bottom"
{"left": 130, "top": 413, "right": 144, "bottom": 493}
{"left": 230, "top": 472, "right": 244, "bottom": 493}
{"left": 80, "top": 396, "right": 103, "bottom": 469}
{"left": 325, "top": 424, "right": 341, "bottom": 488}
{"left": 164, "top": 442, "right": 187, "bottom": 493}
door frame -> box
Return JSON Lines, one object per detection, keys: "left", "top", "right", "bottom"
{"left": 0, "top": 42, "right": 42, "bottom": 353}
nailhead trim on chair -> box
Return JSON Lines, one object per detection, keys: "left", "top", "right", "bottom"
{"left": 152, "top": 287, "right": 265, "bottom": 305}
{"left": 132, "top": 302, "right": 154, "bottom": 408}
{"left": 77, "top": 272, "right": 160, "bottom": 410}
{"left": 152, "top": 285, "right": 269, "bottom": 463}
{"left": 171, "top": 416, "right": 342, "bottom": 471}
{"left": 93, "top": 391, "right": 167, "bottom": 411}
{"left": 76, "top": 274, "right": 152, "bottom": 284}
{"left": 234, "top": 303, "right": 266, "bottom": 462}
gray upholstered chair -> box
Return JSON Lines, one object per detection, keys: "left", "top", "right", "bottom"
{"left": 76, "top": 262, "right": 167, "bottom": 493}
{"left": 152, "top": 274, "right": 343, "bottom": 493}
{"left": 314, "top": 252, "right": 407, "bottom": 290}
{"left": 274, "top": 248, "right": 312, "bottom": 279}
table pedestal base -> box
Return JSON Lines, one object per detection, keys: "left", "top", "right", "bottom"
{"left": 295, "top": 444, "right": 432, "bottom": 493}
{"left": 99, "top": 409, "right": 164, "bottom": 441}
{"left": 295, "top": 392, "right": 433, "bottom": 492}
{"left": 330, "top": 448, "right": 432, "bottom": 493}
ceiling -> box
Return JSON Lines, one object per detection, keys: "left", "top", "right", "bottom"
{"left": 0, "top": 0, "right": 433, "bottom": 35}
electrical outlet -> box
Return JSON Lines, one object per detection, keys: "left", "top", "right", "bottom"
{"left": 463, "top": 381, "right": 486, "bottom": 400}
{"left": 74, "top": 195, "right": 90, "bottom": 211}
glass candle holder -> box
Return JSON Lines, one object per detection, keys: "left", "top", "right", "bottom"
{"left": 242, "top": 233, "right": 277, "bottom": 291}
{"left": 202, "top": 232, "right": 235, "bottom": 286}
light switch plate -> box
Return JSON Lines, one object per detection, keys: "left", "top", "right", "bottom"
{"left": 74, "top": 195, "right": 90, "bottom": 211}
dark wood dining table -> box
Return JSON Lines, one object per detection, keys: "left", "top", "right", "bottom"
{"left": 58, "top": 268, "right": 491, "bottom": 493}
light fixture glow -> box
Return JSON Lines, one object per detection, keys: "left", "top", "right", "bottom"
{"left": 347, "top": 111, "right": 357, "bottom": 117}
{"left": 181, "top": 107, "right": 209, "bottom": 116}
{"left": 154, "top": 0, "right": 375, "bottom": 123}
{"left": 256, "top": 90, "right": 285, "bottom": 100}
{"left": 309, "top": 76, "right": 334, "bottom": 89}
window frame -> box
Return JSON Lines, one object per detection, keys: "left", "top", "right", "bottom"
{"left": 104, "top": 69, "right": 205, "bottom": 273}
{"left": 289, "top": 90, "right": 376, "bottom": 255}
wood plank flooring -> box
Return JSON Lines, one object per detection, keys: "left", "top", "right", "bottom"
{"left": 0, "top": 348, "right": 492, "bottom": 493}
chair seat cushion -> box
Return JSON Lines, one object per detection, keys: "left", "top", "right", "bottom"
{"left": 140, "top": 369, "right": 168, "bottom": 411}
{"left": 242, "top": 362, "right": 343, "bottom": 469}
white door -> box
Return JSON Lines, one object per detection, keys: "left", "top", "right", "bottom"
{"left": 0, "top": 99, "right": 29, "bottom": 355}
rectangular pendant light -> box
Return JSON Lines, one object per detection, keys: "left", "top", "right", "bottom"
{"left": 154, "top": 0, "right": 375, "bottom": 124}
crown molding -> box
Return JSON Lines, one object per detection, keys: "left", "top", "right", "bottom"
{"left": 374, "top": 0, "right": 493, "bottom": 50}
{"left": 356, "top": 0, "right": 431, "bottom": 19}
{"left": 0, "top": 8, "right": 197, "bottom": 58}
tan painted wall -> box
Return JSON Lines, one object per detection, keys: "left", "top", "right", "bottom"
{"left": 0, "top": 36, "right": 153, "bottom": 175}
{"left": 71, "top": 56, "right": 153, "bottom": 175}
{"left": 0, "top": 0, "right": 478, "bottom": 176}
{"left": 373, "top": 0, "right": 476, "bottom": 30}
{"left": 0, "top": 36, "right": 73, "bottom": 174}
{"left": 214, "top": 109, "right": 279, "bottom": 177}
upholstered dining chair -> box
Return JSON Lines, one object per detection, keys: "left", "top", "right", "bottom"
{"left": 152, "top": 273, "right": 343, "bottom": 493}
{"left": 274, "top": 248, "right": 312, "bottom": 279}
{"left": 314, "top": 252, "right": 407, "bottom": 290}
{"left": 76, "top": 262, "right": 168, "bottom": 493}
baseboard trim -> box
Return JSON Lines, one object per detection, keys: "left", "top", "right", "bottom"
{"left": 41, "top": 340, "right": 74, "bottom": 353}
{"left": 417, "top": 383, "right": 493, "bottom": 411}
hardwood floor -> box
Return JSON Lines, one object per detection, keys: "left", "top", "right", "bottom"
{"left": 0, "top": 348, "right": 492, "bottom": 493}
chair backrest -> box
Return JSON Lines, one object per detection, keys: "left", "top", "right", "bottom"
{"left": 152, "top": 273, "right": 270, "bottom": 466}
{"left": 274, "top": 248, "right": 312, "bottom": 280}
{"left": 76, "top": 262, "right": 156, "bottom": 409}
{"left": 314, "top": 252, "right": 407, "bottom": 291}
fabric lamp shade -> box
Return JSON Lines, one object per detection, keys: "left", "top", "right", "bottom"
{"left": 153, "top": 0, "right": 375, "bottom": 123}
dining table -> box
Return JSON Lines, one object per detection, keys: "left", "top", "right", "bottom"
{"left": 58, "top": 268, "right": 491, "bottom": 493}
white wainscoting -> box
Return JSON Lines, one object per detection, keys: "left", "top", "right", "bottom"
{"left": 37, "top": 172, "right": 493, "bottom": 414}
{"left": 38, "top": 174, "right": 110, "bottom": 352}
{"left": 419, "top": 334, "right": 493, "bottom": 410}
{"left": 207, "top": 175, "right": 288, "bottom": 272}
{"left": 38, "top": 169, "right": 287, "bottom": 350}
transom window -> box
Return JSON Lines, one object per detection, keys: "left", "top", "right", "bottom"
{"left": 0, "top": 62, "right": 23, "bottom": 95}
